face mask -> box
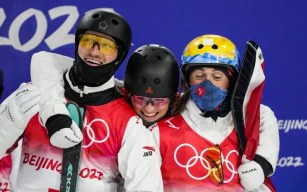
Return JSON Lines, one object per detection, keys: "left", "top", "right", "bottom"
{"left": 189, "top": 80, "right": 228, "bottom": 111}
{"left": 73, "top": 55, "right": 118, "bottom": 86}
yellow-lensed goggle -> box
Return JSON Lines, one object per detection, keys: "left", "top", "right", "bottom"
{"left": 79, "top": 34, "right": 118, "bottom": 55}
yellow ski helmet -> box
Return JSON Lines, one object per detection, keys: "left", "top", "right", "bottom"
{"left": 181, "top": 34, "right": 240, "bottom": 80}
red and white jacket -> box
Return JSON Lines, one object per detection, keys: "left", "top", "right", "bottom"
{"left": 152, "top": 100, "right": 279, "bottom": 192}
{"left": 0, "top": 51, "right": 163, "bottom": 192}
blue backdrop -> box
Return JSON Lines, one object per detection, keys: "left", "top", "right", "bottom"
{"left": 0, "top": 1, "right": 306, "bottom": 191}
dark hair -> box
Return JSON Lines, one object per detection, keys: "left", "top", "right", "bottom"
{"left": 172, "top": 80, "right": 190, "bottom": 115}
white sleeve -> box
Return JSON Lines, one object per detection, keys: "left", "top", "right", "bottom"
{"left": 0, "top": 93, "right": 24, "bottom": 158}
{"left": 9, "top": 139, "right": 22, "bottom": 191}
{"left": 118, "top": 116, "right": 163, "bottom": 192}
{"left": 30, "top": 51, "right": 73, "bottom": 125}
{"left": 256, "top": 104, "right": 280, "bottom": 175}
{"left": 151, "top": 124, "right": 162, "bottom": 166}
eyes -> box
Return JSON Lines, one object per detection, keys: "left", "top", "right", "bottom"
{"left": 79, "top": 34, "right": 117, "bottom": 55}
{"left": 83, "top": 38, "right": 114, "bottom": 49}
{"left": 189, "top": 68, "right": 230, "bottom": 89}
{"left": 192, "top": 70, "right": 225, "bottom": 81}
{"left": 131, "top": 95, "right": 170, "bottom": 107}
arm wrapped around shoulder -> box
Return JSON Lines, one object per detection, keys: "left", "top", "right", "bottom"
{"left": 5, "top": 82, "right": 40, "bottom": 129}
{"left": 0, "top": 82, "right": 40, "bottom": 157}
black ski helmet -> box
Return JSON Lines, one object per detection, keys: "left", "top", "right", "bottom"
{"left": 75, "top": 8, "right": 132, "bottom": 66}
{"left": 124, "top": 44, "right": 179, "bottom": 98}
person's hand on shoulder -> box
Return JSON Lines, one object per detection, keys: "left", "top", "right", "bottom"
{"left": 5, "top": 82, "right": 40, "bottom": 129}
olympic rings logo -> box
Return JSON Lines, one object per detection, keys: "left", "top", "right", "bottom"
{"left": 82, "top": 118, "right": 110, "bottom": 148}
{"left": 38, "top": 115, "right": 111, "bottom": 148}
{"left": 174, "top": 143, "right": 239, "bottom": 183}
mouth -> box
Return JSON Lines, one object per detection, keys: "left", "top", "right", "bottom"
{"left": 84, "top": 58, "right": 103, "bottom": 66}
{"left": 142, "top": 112, "right": 159, "bottom": 118}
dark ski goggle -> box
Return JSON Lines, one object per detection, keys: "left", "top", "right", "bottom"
{"left": 131, "top": 95, "right": 170, "bottom": 107}
{"left": 79, "top": 34, "right": 118, "bottom": 55}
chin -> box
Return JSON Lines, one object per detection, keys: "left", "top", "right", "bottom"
{"left": 142, "top": 116, "right": 159, "bottom": 123}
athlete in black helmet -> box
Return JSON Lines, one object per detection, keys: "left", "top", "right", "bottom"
{"left": 0, "top": 9, "right": 162, "bottom": 191}
{"left": 72, "top": 9, "right": 131, "bottom": 86}
{"left": 45, "top": 8, "right": 133, "bottom": 146}
{"left": 124, "top": 44, "right": 180, "bottom": 126}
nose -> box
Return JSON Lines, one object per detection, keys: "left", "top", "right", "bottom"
{"left": 143, "top": 103, "right": 156, "bottom": 113}
{"left": 91, "top": 43, "right": 101, "bottom": 54}
{"left": 89, "top": 43, "right": 106, "bottom": 62}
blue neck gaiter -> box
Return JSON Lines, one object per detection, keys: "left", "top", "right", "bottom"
{"left": 189, "top": 80, "right": 228, "bottom": 112}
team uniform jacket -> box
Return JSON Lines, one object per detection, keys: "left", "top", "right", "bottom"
{"left": 0, "top": 155, "right": 12, "bottom": 191}
{"left": 152, "top": 100, "right": 279, "bottom": 192}
{"left": 0, "top": 51, "right": 162, "bottom": 192}
{"left": 0, "top": 92, "right": 22, "bottom": 192}
{"left": 0, "top": 93, "right": 14, "bottom": 192}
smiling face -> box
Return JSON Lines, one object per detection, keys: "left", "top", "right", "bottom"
{"left": 131, "top": 95, "right": 171, "bottom": 126}
{"left": 78, "top": 30, "right": 118, "bottom": 66}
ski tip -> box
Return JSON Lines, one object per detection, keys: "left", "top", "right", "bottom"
{"left": 247, "top": 40, "right": 264, "bottom": 65}
{"left": 246, "top": 40, "right": 259, "bottom": 50}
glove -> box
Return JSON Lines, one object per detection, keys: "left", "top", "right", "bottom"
{"left": 6, "top": 82, "right": 40, "bottom": 129}
{"left": 114, "top": 78, "right": 128, "bottom": 99}
{"left": 46, "top": 114, "right": 83, "bottom": 149}
{"left": 238, "top": 160, "right": 265, "bottom": 191}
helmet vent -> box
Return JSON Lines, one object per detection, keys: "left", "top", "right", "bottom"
{"left": 154, "top": 78, "right": 161, "bottom": 84}
{"left": 140, "top": 77, "right": 146, "bottom": 83}
{"left": 198, "top": 44, "right": 204, "bottom": 49}
{"left": 164, "top": 51, "right": 170, "bottom": 55}
{"left": 212, "top": 44, "right": 218, "bottom": 49}
{"left": 111, "top": 19, "right": 119, "bottom": 25}
{"left": 156, "top": 56, "right": 162, "bottom": 60}
{"left": 92, "top": 13, "right": 101, "bottom": 19}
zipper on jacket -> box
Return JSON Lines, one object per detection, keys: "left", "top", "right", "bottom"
{"left": 78, "top": 85, "right": 84, "bottom": 98}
